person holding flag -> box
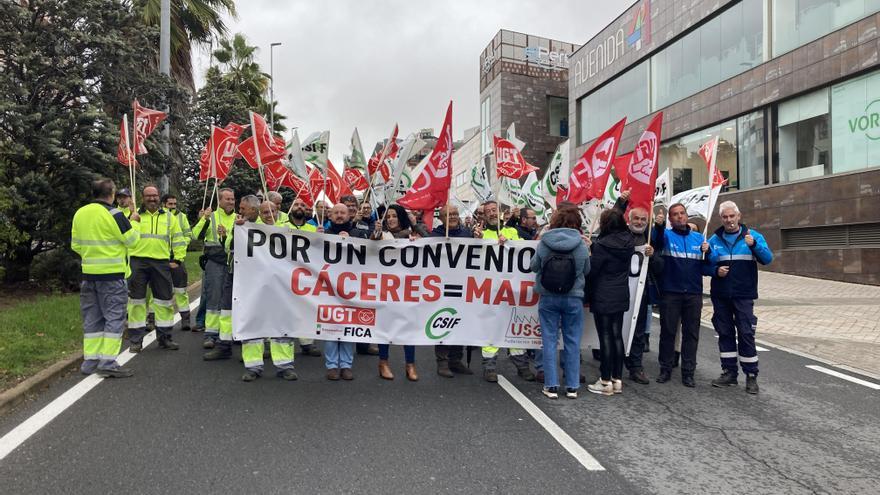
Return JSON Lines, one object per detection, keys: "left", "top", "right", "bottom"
{"left": 705, "top": 201, "right": 773, "bottom": 394}
{"left": 194, "top": 188, "right": 237, "bottom": 351}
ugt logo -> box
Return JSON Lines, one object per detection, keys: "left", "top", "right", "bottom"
{"left": 425, "top": 308, "right": 460, "bottom": 340}
{"left": 317, "top": 305, "right": 375, "bottom": 326}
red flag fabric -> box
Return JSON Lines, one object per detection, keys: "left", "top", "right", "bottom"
{"left": 224, "top": 122, "right": 248, "bottom": 137}
{"left": 613, "top": 152, "right": 632, "bottom": 185}
{"left": 117, "top": 117, "right": 136, "bottom": 167}
{"left": 698, "top": 137, "right": 727, "bottom": 187}
{"left": 199, "top": 126, "right": 242, "bottom": 182}
{"left": 369, "top": 125, "right": 399, "bottom": 178}
{"left": 326, "top": 160, "right": 353, "bottom": 205}
{"left": 308, "top": 166, "right": 327, "bottom": 198}
{"left": 493, "top": 136, "right": 538, "bottom": 179}
{"left": 238, "top": 134, "right": 286, "bottom": 169}
{"left": 285, "top": 173, "right": 314, "bottom": 208}
{"left": 132, "top": 100, "right": 167, "bottom": 155}
{"left": 264, "top": 160, "right": 288, "bottom": 191}
{"left": 343, "top": 167, "right": 370, "bottom": 191}
{"left": 619, "top": 113, "right": 663, "bottom": 212}
{"left": 567, "top": 117, "right": 626, "bottom": 204}
{"left": 398, "top": 102, "right": 454, "bottom": 211}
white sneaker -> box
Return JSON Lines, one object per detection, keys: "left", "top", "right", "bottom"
{"left": 587, "top": 379, "right": 614, "bottom": 396}
{"left": 565, "top": 387, "right": 578, "bottom": 399}
{"left": 612, "top": 379, "right": 623, "bottom": 394}
{"left": 542, "top": 386, "right": 559, "bottom": 399}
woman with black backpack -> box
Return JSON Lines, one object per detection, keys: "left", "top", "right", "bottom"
{"left": 529, "top": 207, "right": 591, "bottom": 399}
{"left": 586, "top": 208, "right": 636, "bottom": 396}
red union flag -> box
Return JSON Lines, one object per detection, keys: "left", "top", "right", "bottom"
{"left": 132, "top": 100, "right": 167, "bottom": 155}
{"left": 494, "top": 136, "right": 538, "bottom": 179}
{"left": 620, "top": 112, "right": 663, "bottom": 212}
{"left": 369, "top": 124, "right": 399, "bottom": 178}
{"left": 699, "top": 136, "right": 726, "bottom": 188}
{"left": 566, "top": 117, "right": 626, "bottom": 204}
{"left": 238, "top": 112, "right": 285, "bottom": 169}
{"left": 325, "top": 160, "right": 353, "bottom": 205}
{"left": 285, "top": 173, "right": 314, "bottom": 207}
{"left": 308, "top": 166, "right": 326, "bottom": 197}
{"left": 117, "top": 115, "right": 136, "bottom": 167}
{"left": 398, "top": 102, "right": 454, "bottom": 210}
{"left": 199, "top": 125, "right": 242, "bottom": 181}
{"left": 343, "top": 166, "right": 369, "bottom": 191}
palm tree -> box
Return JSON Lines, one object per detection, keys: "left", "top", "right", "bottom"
{"left": 138, "top": 0, "right": 237, "bottom": 90}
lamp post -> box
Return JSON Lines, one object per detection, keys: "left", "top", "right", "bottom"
{"left": 270, "top": 42, "right": 282, "bottom": 132}
{"left": 159, "top": 0, "right": 171, "bottom": 193}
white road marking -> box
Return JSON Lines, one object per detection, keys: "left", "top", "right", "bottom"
{"left": 805, "top": 365, "right": 880, "bottom": 390}
{"left": 497, "top": 375, "right": 605, "bottom": 472}
{"left": 0, "top": 298, "right": 200, "bottom": 461}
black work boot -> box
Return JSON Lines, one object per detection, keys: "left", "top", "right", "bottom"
{"left": 517, "top": 366, "right": 536, "bottom": 382}
{"left": 711, "top": 370, "right": 739, "bottom": 387}
{"left": 203, "top": 346, "right": 231, "bottom": 361}
{"left": 656, "top": 369, "right": 672, "bottom": 383}
{"left": 745, "top": 374, "right": 759, "bottom": 394}
{"left": 436, "top": 360, "right": 454, "bottom": 378}
{"left": 483, "top": 369, "right": 498, "bottom": 383}
{"left": 158, "top": 336, "right": 179, "bottom": 350}
{"left": 449, "top": 360, "right": 473, "bottom": 375}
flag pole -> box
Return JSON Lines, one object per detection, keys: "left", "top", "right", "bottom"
{"left": 249, "top": 111, "right": 269, "bottom": 198}
{"left": 701, "top": 136, "right": 720, "bottom": 240}
{"left": 202, "top": 126, "right": 216, "bottom": 211}
{"left": 445, "top": 204, "right": 450, "bottom": 238}
{"left": 201, "top": 178, "right": 211, "bottom": 211}
{"left": 319, "top": 162, "right": 329, "bottom": 225}
{"left": 123, "top": 114, "right": 137, "bottom": 209}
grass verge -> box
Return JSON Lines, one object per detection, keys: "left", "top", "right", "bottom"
{"left": 0, "top": 293, "right": 82, "bottom": 390}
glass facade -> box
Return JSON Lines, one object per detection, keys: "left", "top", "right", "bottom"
{"left": 831, "top": 69, "right": 880, "bottom": 173}
{"left": 737, "top": 110, "right": 767, "bottom": 189}
{"left": 660, "top": 121, "right": 739, "bottom": 194}
{"left": 548, "top": 96, "right": 569, "bottom": 137}
{"left": 772, "top": 0, "right": 880, "bottom": 57}
{"left": 578, "top": 61, "right": 649, "bottom": 144}
{"left": 775, "top": 89, "right": 832, "bottom": 183}
{"left": 652, "top": 0, "right": 764, "bottom": 110}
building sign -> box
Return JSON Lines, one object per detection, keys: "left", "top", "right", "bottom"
{"left": 523, "top": 46, "right": 570, "bottom": 70}
{"left": 573, "top": 0, "right": 651, "bottom": 86}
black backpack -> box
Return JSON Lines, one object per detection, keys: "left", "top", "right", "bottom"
{"left": 540, "top": 248, "right": 577, "bottom": 294}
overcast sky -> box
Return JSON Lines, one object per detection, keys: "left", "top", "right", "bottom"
{"left": 193, "top": 0, "right": 629, "bottom": 165}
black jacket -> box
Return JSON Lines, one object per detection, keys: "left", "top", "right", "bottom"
{"left": 430, "top": 224, "right": 473, "bottom": 238}
{"left": 587, "top": 230, "right": 636, "bottom": 314}
{"left": 327, "top": 221, "right": 368, "bottom": 239}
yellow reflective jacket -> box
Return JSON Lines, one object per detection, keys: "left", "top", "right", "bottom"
{"left": 71, "top": 201, "right": 140, "bottom": 279}
{"left": 481, "top": 226, "right": 521, "bottom": 241}
{"left": 129, "top": 208, "right": 185, "bottom": 261}
{"left": 193, "top": 209, "right": 237, "bottom": 251}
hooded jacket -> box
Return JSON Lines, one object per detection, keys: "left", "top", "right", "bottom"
{"left": 529, "top": 228, "right": 590, "bottom": 298}
{"left": 587, "top": 230, "right": 636, "bottom": 314}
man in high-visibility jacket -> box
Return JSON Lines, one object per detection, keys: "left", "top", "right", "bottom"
{"left": 127, "top": 185, "right": 184, "bottom": 352}
{"left": 192, "top": 187, "right": 236, "bottom": 348}
{"left": 71, "top": 178, "right": 140, "bottom": 378}
{"left": 115, "top": 188, "right": 132, "bottom": 218}
{"left": 228, "top": 200, "right": 299, "bottom": 381}
{"left": 472, "top": 200, "right": 535, "bottom": 383}
{"left": 162, "top": 193, "right": 193, "bottom": 330}
{"left": 203, "top": 195, "right": 263, "bottom": 363}
{"left": 281, "top": 197, "right": 322, "bottom": 357}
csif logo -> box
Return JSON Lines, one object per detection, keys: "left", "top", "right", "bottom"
{"left": 848, "top": 99, "right": 880, "bottom": 140}
{"left": 425, "top": 308, "right": 461, "bottom": 340}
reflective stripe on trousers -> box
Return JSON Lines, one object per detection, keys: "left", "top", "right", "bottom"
{"left": 242, "top": 338, "right": 295, "bottom": 374}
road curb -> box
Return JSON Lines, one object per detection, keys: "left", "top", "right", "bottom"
{"left": 0, "top": 279, "right": 202, "bottom": 416}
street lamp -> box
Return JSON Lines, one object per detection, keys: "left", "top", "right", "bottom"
{"left": 270, "top": 42, "right": 282, "bottom": 132}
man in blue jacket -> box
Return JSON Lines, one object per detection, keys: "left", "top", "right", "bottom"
{"left": 652, "top": 202, "right": 708, "bottom": 387}
{"left": 705, "top": 201, "right": 773, "bottom": 394}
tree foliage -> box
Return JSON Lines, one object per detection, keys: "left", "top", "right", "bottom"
{"left": 0, "top": 0, "right": 188, "bottom": 282}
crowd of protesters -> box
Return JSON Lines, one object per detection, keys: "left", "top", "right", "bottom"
{"left": 71, "top": 178, "right": 773, "bottom": 398}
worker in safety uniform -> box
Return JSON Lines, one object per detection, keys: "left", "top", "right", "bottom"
{"left": 203, "top": 195, "right": 260, "bottom": 363}
{"left": 116, "top": 188, "right": 133, "bottom": 219}
{"left": 229, "top": 200, "right": 299, "bottom": 381}
{"left": 72, "top": 178, "right": 140, "bottom": 377}
{"left": 472, "top": 200, "right": 535, "bottom": 383}
{"left": 192, "top": 187, "right": 236, "bottom": 348}
{"left": 127, "top": 185, "right": 183, "bottom": 352}
{"left": 162, "top": 193, "right": 193, "bottom": 330}
{"left": 280, "top": 196, "right": 322, "bottom": 357}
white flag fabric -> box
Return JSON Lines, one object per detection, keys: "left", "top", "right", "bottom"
{"left": 541, "top": 140, "right": 570, "bottom": 209}
{"left": 521, "top": 172, "right": 548, "bottom": 223}
{"left": 301, "top": 130, "right": 330, "bottom": 172}
{"left": 470, "top": 159, "right": 494, "bottom": 203}
{"left": 506, "top": 122, "right": 526, "bottom": 152}
{"left": 286, "top": 130, "right": 309, "bottom": 180}
{"left": 387, "top": 135, "right": 426, "bottom": 202}
{"left": 497, "top": 177, "right": 526, "bottom": 207}
{"left": 654, "top": 168, "right": 672, "bottom": 208}
{"left": 349, "top": 128, "right": 369, "bottom": 182}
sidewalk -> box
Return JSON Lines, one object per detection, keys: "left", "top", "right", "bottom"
{"left": 701, "top": 271, "right": 880, "bottom": 377}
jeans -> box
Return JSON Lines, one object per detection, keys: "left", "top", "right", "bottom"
{"left": 594, "top": 312, "right": 624, "bottom": 381}
{"left": 378, "top": 344, "right": 415, "bottom": 363}
{"left": 324, "top": 341, "right": 354, "bottom": 369}
{"left": 538, "top": 294, "right": 583, "bottom": 390}
{"left": 195, "top": 281, "right": 206, "bottom": 326}
{"left": 659, "top": 292, "right": 702, "bottom": 375}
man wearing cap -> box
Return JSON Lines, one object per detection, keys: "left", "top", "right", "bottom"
{"left": 116, "top": 188, "right": 133, "bottom": 218}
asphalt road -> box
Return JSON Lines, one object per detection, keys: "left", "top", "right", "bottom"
{"left": 1, "top": 311, "right": 878, "bottom": 495}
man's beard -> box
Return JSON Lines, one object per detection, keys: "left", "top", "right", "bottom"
{"left": 629, "top": 224, "right": 647, "bottom": 234}
{"left": 291, "top": 210, "right": 305, "bottom": 220}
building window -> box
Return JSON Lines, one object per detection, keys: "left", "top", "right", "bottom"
{"left": 480, "top": 96, "right": 491, "bottom": 157}
{"left": 548, "top": 96, "right": 568, "bottom": 137}
{"left": 578, "top": 61, "right": 650, "bottom": 144}
{"left": 772, "top": 0, "right": 880, "bottom": 57}
{"left": 659, "top": 121, "right": 739, "bottom": 194}
{"left": 775, "top": 89, "right": 832, "bottom": 183}
{"left": 651, "top": 0, "right": 763, "bottom": 110}
{"left": 738, "top": 110, "right": 767, "bottom": 189}
{"left": 831, "top": 68, "right": 880, "bottom": 173}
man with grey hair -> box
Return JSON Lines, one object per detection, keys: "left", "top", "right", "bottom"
{"left": 704, "top": 200, "right": 773, "bottom": 394}
{"left": 265, "top": 191, "right": 289, "bottom": 225}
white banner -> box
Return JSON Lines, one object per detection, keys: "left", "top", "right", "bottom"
{"left": 232, "top": 224, "right": 646, "bottom": 354}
